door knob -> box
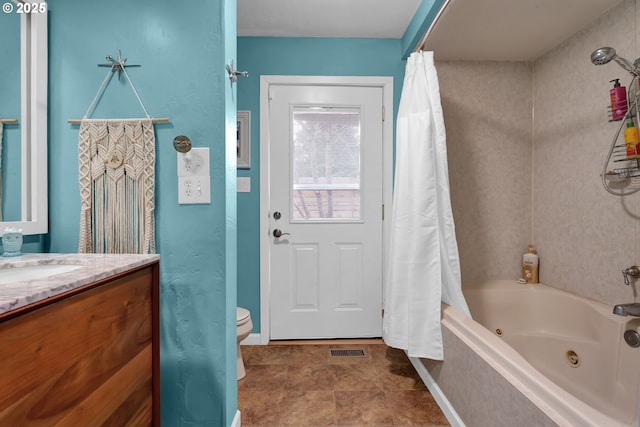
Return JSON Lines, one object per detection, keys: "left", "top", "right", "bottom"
{"left": 273, "top": 229, "right": 291, "bottom": 238}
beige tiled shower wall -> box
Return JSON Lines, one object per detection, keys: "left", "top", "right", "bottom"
{"left": 534, "top": 0, "right": 636, "bottom": 306}
{"left": 440, "top": 0, "right": 640, "bottom": 306}
{"left": 437, "top": 61, "right": 533, "bottom": 283}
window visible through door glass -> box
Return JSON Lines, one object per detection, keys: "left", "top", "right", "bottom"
{"left": 292, "top": 107, "right": 361, "bottom": 221}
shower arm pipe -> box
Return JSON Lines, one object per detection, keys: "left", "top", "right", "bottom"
{"left": 614, "top": 56, "right": 639, "bottom": 77}
{"left": 601, "top": 80, "right": 640, "bottom": 196}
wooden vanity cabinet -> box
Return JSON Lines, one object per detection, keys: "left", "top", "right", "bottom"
{"left": 0, "top": 262, "right": 160, "bottom": 427}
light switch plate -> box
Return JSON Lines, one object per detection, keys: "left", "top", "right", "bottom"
{"left": 237, "top": 177, "right": 251, "bottom": 193}
{"left": 177, "top": 148, "right": 210, "bottom": 177}
{"left": 178, "top": 175, "right": 211, "bottom": 204}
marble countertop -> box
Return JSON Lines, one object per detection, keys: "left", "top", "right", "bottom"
{"left": 0, "top": 253, "right": 159, "bottom": 315}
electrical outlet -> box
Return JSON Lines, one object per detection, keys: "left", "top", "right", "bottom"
{"left": 179, "top": 175, "right": 211, "bottom": 204}
{"left": 177, "top": 148, "right": 210, "bottom": 177}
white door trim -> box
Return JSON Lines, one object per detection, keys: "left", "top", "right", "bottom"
{"left": 259, "top": 75, "right": 394, "bottom": 344}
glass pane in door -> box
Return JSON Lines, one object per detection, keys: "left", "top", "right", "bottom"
{"left": 292, "top": 108, "right": 361, "bottom": 221}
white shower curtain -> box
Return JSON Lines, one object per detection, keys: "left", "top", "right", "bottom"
{"left": 383, "top": 51, "right": 470, "bottom": 360}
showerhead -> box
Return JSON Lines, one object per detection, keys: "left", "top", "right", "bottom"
{"left": 591, "top": 46, "right": 639, "bottom": 76}
{"left": 591, "top": 47, "right": 617, "bottom": 65}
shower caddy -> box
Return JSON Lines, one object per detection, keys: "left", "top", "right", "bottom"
{"left": 601, "top": 80, "right": 640, "bottom": 196}
{"left": 592, "top": 47, "right": 640, "bottom": 196}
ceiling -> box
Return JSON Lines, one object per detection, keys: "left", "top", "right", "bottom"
{"left": 237, "top": 0, "right": 422, "bottom": 39}
{"left": 237, "top": 0, "right": 624, "bottom": 61}
{"left": 423, "top": 0, "right": 624, "bottom": 61}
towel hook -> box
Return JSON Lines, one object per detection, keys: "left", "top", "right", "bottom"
{"left": 98, "top": 49, "right": 140, "bottom": 80}
{"left": 225, "top": 60, "right": 248, "bottom": 87}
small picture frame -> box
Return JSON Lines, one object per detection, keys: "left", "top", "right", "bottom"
{"left": 237, "top": 111, "right": 251, "bottom": 169}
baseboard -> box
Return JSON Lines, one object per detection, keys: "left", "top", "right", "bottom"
{"left": 230, "top": 409, "right": 241, "bottom": 427}
{"left": 240, "top": 332, "right": 262, "bottom": 345}
{"left": 407, "top": 354, "right": 466, "bottom": 427}
{"left": 269, "top": 338, "right": 384, "bottom": 345}
{"left": 240, "top": 334, "right": 384, "bottom": 346}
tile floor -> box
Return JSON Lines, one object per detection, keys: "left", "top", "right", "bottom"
{"left": 238, "top": 341, "right": 451, "bottom": 427}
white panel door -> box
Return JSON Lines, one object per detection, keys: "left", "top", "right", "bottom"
{"left": 268, "top": 84, "right": 383, "bottom": 339}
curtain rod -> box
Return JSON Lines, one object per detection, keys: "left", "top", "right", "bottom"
{"left": 0, "top": 119, "right": 18, "bottom": 124}
{"left": 413, "top": 0, "right": 453, "bottom": 53}
{"left": 67, "top": 117, "right": 170, "bottom": 124}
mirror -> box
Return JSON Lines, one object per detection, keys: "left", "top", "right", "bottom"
{"left": 0, "top": 2, "right": 48, "bottom": 235}
{"left": 0, "top": 10, "right": 20, "bottom": 222}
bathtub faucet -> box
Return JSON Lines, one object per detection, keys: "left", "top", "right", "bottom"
{"left": 613, "top": 303, "right": 640, "bottom": 317}
{"left": 621, "top": 265, "right": 640, "bottom": 286}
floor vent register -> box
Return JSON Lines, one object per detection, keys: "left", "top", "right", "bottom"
{"left": 329, "top": 348, "right": 367, "bottom": 358}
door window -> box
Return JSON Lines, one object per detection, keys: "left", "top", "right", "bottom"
{"left": 291, "top": 107, "right": 361, "bottom": 221}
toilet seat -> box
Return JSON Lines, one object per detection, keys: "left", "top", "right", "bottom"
{"left": 237, "top": 307, "right": 250, "bottom": 325}
{"left": 236, "top": 307, "right": 252, "bottom": 380}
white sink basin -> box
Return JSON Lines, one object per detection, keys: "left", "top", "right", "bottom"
{"left": 0, "top": 264, "right": 83, "bottom": 284}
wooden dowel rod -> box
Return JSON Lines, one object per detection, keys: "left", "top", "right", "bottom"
{"left": 67, "top": 118, "right": 170, "bottom": 124}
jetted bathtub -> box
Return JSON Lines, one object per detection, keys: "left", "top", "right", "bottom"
{"left": 411, "top": 280, "right": 640, "bottom": 427}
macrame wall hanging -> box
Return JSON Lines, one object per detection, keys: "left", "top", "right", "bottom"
{"left": 78, "top": 119, "right": 156, "bottom": 254}
{"left": 74, "top": 51, "right": 169, "bottom": 254}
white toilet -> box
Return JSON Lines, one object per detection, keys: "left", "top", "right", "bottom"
{"left": 236, "top": 307, "right": 252, "bottom": 380}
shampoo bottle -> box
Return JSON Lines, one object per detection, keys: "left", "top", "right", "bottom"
{"left": 625, "top": 121, "right": 639, "bottom": 157}
{"left": 610, "top": 79, "right": 628, "bottom": 121}
{"left": 522, "top": 244, "right": 539, "bottom": 284}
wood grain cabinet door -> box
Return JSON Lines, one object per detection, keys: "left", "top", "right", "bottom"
{"left": 0, "top": 264, "right": 160, "bottom": 427}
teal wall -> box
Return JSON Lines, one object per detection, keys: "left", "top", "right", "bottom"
{"left": 235, "top": 0, "right": 445, "bottom": 335}
{"left": 236, "top": 37, "right": 406, "bottom": 332}
{"left": 223, "top": 0, "right": 239, "bottom": 422}
{"left": 45, "top": 1, "right": 237, "bottom": 425}
{"left": 5, "top": 1, "right": 442, "bottom": 424}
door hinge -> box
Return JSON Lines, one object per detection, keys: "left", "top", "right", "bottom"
{"left": 382, "top": 106, "right": 385, "bottom": 122}
{"left": 381, "top": 308, "right": 385, "bottom": 317}
{"left": 382, "top": 204, "right": 385, "bottom": 220}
